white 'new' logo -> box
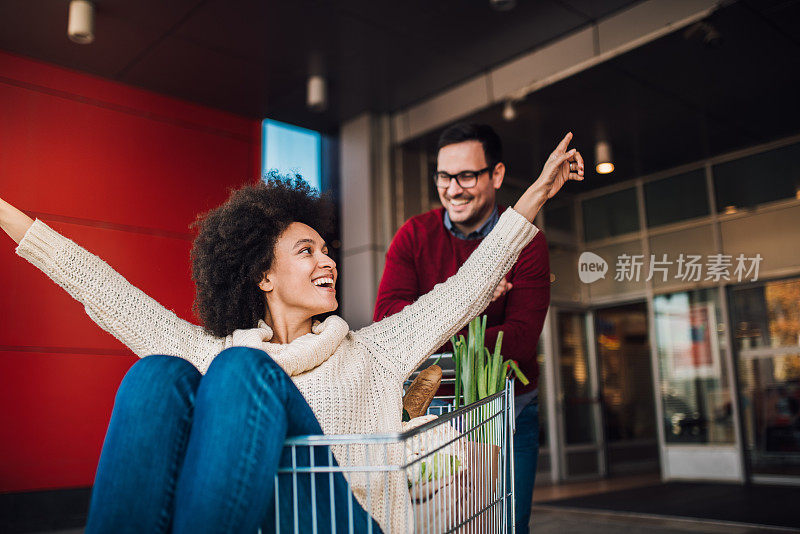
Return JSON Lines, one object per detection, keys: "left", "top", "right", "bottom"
{"left": 578, "top": 252, "right": 608, "bottom": 283}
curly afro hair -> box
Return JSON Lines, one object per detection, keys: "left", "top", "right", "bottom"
{"left": 190, "top": 173, "right": 335, "bottom": 337}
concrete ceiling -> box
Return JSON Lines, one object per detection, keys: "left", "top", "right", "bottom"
{"left": 0, "top": 0, "right": 638, "bottom": 132}
{"left": 405, "top": 0, "right": 800, "bottom": 195}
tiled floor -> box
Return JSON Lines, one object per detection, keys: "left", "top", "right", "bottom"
{"left": 528, "top": 473, "right": 800, "bottom": 533}
{"left": 532, "top": 472, "right": 661, "bottom": 503}
{"left": 30, "top": 475, "right": 799, "bottom": 534}
{"left": 531, "top": 508, "right": 798, "bottom": 534}
{"left": 37, "top": 509, "right": 798, "bottom": 534}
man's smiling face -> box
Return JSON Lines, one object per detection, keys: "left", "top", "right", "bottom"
{"left": 436, "top": 140, "right": 504, "bottom": 235}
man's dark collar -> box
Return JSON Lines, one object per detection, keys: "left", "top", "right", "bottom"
{"left": 443, "top": 205, "right": 500, "bottom": 240}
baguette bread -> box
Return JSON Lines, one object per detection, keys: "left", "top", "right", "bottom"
{"left": 403, "top": 364, "right": 443, "bottom": 419}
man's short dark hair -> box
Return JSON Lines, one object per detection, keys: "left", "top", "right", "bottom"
{"left": 437, "top": 123, "right": 503, "bottom": 169}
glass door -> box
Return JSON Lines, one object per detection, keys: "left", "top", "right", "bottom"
{"left": 653, "top": 288, "right": 742, "bottom": 481}
{"left": 535, "top": 339, "right": 553, "bottom": 482}
{"left": 730, "top": 277, "right": 800, "bottom": 481}
{"left": 554, "top": 310, "right": 605, "bottom": 478}
{"left": 595, "top": 302, "right": 660, "bottom": 476}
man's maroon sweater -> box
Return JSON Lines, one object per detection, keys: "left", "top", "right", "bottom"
{"left": 373, "top": 206, "right": 550, "bottom": 395}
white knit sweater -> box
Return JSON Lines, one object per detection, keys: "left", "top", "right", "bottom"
{"left": 16, "top": 209, "right": 538, "bottom": 533}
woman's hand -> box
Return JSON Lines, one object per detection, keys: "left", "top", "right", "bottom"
{"left": 0, "top": 197, "right": 34, "bottom": 244}
{"left": 513, "top": 132, "right": 585, "bottom": 222}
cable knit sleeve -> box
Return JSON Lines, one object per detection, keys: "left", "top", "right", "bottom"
{"left": 15, "top": 220, "right": 225, "bottom": 372}
{"left": 355, "top": 208, "right": 539, "bottom": 379}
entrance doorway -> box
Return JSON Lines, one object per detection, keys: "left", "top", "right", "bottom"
{"left": 729, "top": 277, "right": 800, "bottom": 481}
{"left": 556, "top": 310, "right": 604, "bottom": 478}
{"left": 595, "top": 303, "right": 660, "bottom": 475}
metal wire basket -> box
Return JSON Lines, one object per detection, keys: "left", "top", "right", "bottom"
{"left": 262, "top": 376, "right": 516, "bottom": 533}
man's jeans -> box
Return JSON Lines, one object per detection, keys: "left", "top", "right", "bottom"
{"left": 513, "top": 400, "right": 540, "bottom": 534}
{"left": 85, "top": 347, "right": 381, "bottom": 534}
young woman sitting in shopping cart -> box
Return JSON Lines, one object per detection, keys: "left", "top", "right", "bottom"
{"left": 0, "top": 134, "right": 583, "bottom": 533}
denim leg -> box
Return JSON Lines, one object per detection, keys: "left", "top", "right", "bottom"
{"left": 263, "top": 444, "right": 383, "bottom": 534}
{"left": 513, "top": 401, "right": 540, "bottom": 534}
{"left": 86, "top": 355, "right": 201, "bottom": 534}
{"left": 172, "top": 347, "right": 381, "bottom": 534}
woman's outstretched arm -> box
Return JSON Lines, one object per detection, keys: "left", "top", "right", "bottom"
{"left": 0, "top": 197, "right": 34, "bottom": 244}
{"left": 356, "top": 133, "right": 584, "bottom": 380}
{"left": 1, "top": 195, "right": 225, "bottom": 372}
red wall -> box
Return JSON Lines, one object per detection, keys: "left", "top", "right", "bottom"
{"left": 0, "top": 51, "right": 261, "bottom": 492}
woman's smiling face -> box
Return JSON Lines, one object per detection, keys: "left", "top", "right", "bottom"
{"left": 260, "top": 222, "right": 338, "bottom": 319}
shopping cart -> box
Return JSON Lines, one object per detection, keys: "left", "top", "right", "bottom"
{"left": 262, "top": 370, "right": 516, "bottom": 533}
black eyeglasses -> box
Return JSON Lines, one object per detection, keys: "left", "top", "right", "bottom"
{"left": 432, "top": 167, "right": 491, "bottom": 189}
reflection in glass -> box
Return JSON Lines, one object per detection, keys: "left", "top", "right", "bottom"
{"left": 731, "top": 277, "right": 800, "bottom": 476}
{"left": 731, "top": 279, "right": 800, "bottom": 351}
{"left": 713, "top": 142, "right": 800, "bottom": 212}
{"left": 738, "top": 352, "right": 800, "bottom": 476}
{"left": 644, "top": 169, "right": 709, "bottom": 228}
{"left": 535, "top": 339, "right": 552, "bottom": 477}
{"left": 261, "top": 119, "right": 322, "bottom": 190}
{"left": 582, "top": 188, "right": 640, "bottom": 241}
{"left": 558, "top": 312, "right": 596, "bottom": 444}
{"left": 537, "top": 340, "right": 548, "bottom": 448}
{"left": 545, "top": 201, "right": 574, "bottom": 233}
{"left": 766, "top": 280, "right": 800, "bottom": 347}
{"left": 596, "top": 305, "right": 655, "bottom": 442}
{"left": 653, "top": 289, "right": 735, "bottom": 444}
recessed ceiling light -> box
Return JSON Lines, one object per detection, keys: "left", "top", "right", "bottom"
{"left": 68, "top": 0, "right": 95, "bottom": 44}
{"left": 595, "top": 140, "right": 614, "bottom": 174}
{"left": 307, "top": 75, "right": 327, "bottom": 112}
{"left": 502, "top": 101, "right": 516, "bottom": 121}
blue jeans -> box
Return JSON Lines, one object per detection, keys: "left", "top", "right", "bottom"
{"left": 85, "top": 347, "right": 382, "bottom": 534}
{"left": 513, "top": 400, "right": 540, "bottom": 534}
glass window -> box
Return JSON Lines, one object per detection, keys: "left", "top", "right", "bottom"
{"left": 558, "top": 312, "right": 597, "bottom": 445}
{"left": 582, "top": 188, "right": 639, "bottom": 241}
{"left": 536, "top": 340, "right": 549, "bottom": 450}
{"left": 737, "top": 350, "right": 800, "bottom": 476}
{"left": 730, "top": 278, "right": 800, "bottom": 351}
{"left": 644, "top": 169, "right": 709, "bottom": 227}
{"left": 262, "top": 119, "right": 321, "bottom": 190}
{"left": 713, "top": 142, "right": 800, "bottom": 212}
{"left": 730, "top": 277, "right": 800, "bottom": 476}
{"left": 587, "top": 239, "right": 644, "bottom": 298}
{"left": 653, "top": 288, "right": 735, "bottom": 444}
{"left": 595, "top": 303, "right": 659, "bottom": 465}
{"left": 567, "top": 450, "right": 599, "bottom": 477}
{"left": 545, "top": 201, "right": 574, "bottom": 233}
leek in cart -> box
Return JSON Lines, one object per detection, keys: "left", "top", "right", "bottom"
{"left": 451, "top": 315, "right": 529, "bottom": 443}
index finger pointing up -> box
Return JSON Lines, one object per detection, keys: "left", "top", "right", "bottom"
{"left": 555, "top": 132, "right": 573, "bottom": 154}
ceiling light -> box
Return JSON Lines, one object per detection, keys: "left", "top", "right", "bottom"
{"left": 502, "top": 100, "right": 516, "bottom": 121}
{"left": 594, "top": 140, "right": 614, "bottom": 174}
{"left": 724, "top": 205, "right": 738, "bottom": 215}
{"left": 68, "top": 0, "right": 95, "bottom": 44}
{"left": 307, "top": 74, "right": 327, "bottom": 112}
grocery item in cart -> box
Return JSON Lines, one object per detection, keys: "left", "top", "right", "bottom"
{"left": 403, "top": 401, "right": 505, "bottom": 533}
